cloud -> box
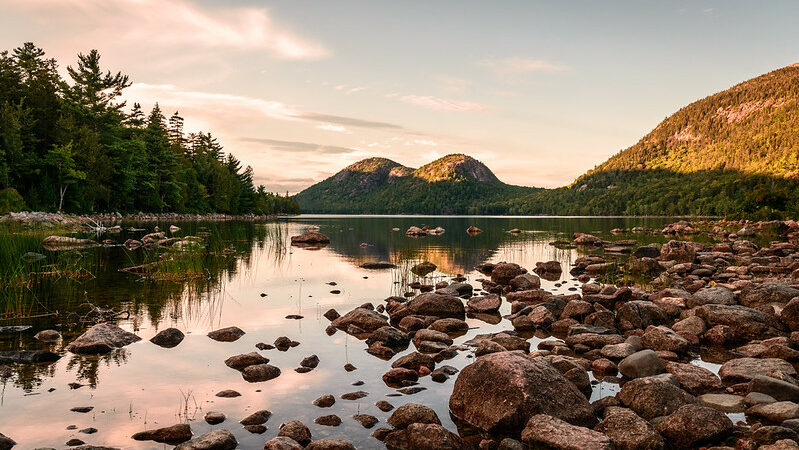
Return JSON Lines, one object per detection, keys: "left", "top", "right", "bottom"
{"left": 393, "top": 95, "right": 489, "bottom": 112}
{"left": 239, "top": 138, "right": 357, "bottom": 155}
{"left": 6, "top": 0, "right": 330, "bottom": 60}
{"left": 317, "top": 124, "right": 351, "bottom": 133}
{"left": 298, "top": 113, "right": 404, "bottom": 130}
{"left": 478, "top": 57, "right": 568, "bottom": 75}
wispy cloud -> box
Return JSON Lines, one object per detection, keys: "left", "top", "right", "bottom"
{"left": 478, "top": 57, "right": 568, "bottom": 76}
{"left": 317, "top": 124, "right": 351, "bottom": 133}
{"left": 7, "top": 0, "right": 330, "bottom": 60}
{"left": 240, "top": 138, "right": 357, "bottom": 155}
{"left": 299, "top": 113, "right": 404, "bottom": 130}
{"left": 390, "top": 94, "right": 489, "bottom": 112}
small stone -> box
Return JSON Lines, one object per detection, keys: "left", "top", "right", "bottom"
{"left": 205, "top": 411, "right": 226, "bottom": 424}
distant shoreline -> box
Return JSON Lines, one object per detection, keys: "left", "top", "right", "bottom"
{"left": 0, "top": 211, "right": 299, "bottom": 228}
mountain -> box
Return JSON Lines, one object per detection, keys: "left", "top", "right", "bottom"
{"left": 493, "top": 63, "right": 799, "bottom": 218}
{"left": 294, "top": 154, "right": 538, "bottom": 214}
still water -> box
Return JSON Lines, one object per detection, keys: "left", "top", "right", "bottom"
{"left": 0, "top": 216, "right": 676, "bottom": 448}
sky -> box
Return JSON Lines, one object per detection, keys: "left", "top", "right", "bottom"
{"left": 1, "top": 0, "right": 798, "bottom": 193}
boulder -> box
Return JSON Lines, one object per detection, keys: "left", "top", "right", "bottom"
{"left": 689, "top": 286, "right": 736, "bottom": 308}
{"left": 34, "top": 329, "right": 61, "bottom": 342}
{"left": 660, "top": 240, "right": 696, "bottom": 263}
{"left": 383, "top": 423, "right": 467, "bottom": 450}
{"left": 656, "top": 404, "right": 733, "bottom": 448}
{"left": 174, "top": 429, "right": 237, "bottom": 450}
{"left": 290, "top": 232, "right": 330, "bottom": 245}
{"left": 241, "top": 364, "right": 281, "bottom": 382}
{"left": 150, "top": 328, "right": 185, "bottom": 348}
{"left": 510, "top": 274, "right": 540, "bottom": 291}
{"left": 718, "top": 358, "right": 796, "bottom": 383}
{"left": 390, "top": 293, "right": 465, "bottom": 320}
{"left": 466, "top": 295, "right": 501, "bottom": 313}
{"left": 207, "top": 326, "right": 245, "bottom": 342}
{"left": 264, "top": 437, "right": 303, "bottom": 450}
{"left": 616, "top": 301, "right": 669, "bottom": 331}
{"left": 66, "top": 323, "right": 141, "bottom": 354}
{"left": 521, "top": 414, "right": 612, "bottom": 450}
{"left": 665, "top": 362, "right": 723, "bottom": 395}
{"left": 449, "top": 351, "right": 596, "bottom": 434}
{"left": 411, "top": 261, "right": 437, "bottom": 276}
{"left": 365, "top": 326, "right": 409, "bottom": 348}
{"left": 387, "top": 403, "right": 441, "bottom": 429}
{"left": 306, "top": 439, "right": 356, "bottom": 450}
{"left": 741, "top": 282, "right": 799, "bottom": 308}
{"left": 132, "top": 424, "right": 192, "bottom": 444}
{"left": 750, "top": 375, "right": 799, "bottom": 402}
{"left": 697, "top": 393, "right": 745, "bottom": 412}
{"left": 0, "top": 350, "right": 60, "bottom": 364}
{"left": 617, "top": 376, "right": 697, "bottom": 419}
{"left": 618, "top": 350, "right": 665, "bottom": 379}
{"left": 278, "top": 420, "right": 312, "bottom": 446}
{"left": 491, "top": 263, "right": 526, "bottom": 285}
{"left": 747, "top": 401, "right": 799, "bottom": 422}
{"left": 641, "top": 326, "right": 689, "bottom": 353}
{"left": 695, "top": 304, "right": 784, "bottom": 341}
{"left": 224, "top": 352, "right": 269, "bottom": 371}
{"left": 534, "top": 261, "right": 563, "bottom": 280}
{"left": 331, "top": 308, "right": 389, "bottom": 332}
{"left": 595, "top": 406, "right": 664, "bottom": 450}
{"left": 782, "top": 297, "right": 799, "bottom": 331}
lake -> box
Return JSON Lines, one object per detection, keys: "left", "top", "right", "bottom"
{"left": 0, "top": 215, "right": 683, "bottom": 448}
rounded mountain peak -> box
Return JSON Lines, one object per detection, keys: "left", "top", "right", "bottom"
{"left": 414, "top": 154, "right": 500, "bottom": 183}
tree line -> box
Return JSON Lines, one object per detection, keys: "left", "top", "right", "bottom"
{"left": 0, "top": 43, "right": 299, "bottom": 215}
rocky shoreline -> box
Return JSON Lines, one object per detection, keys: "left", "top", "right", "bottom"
{"left": 5, "top": 218, "right": 799, "bottom": 449}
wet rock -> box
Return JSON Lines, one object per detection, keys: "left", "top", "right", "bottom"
{"left": 300, "top": 355, "right": 319, "bottom": 369}
{"left": 672, "top": 315, "right": 707, "bottom": 336}
{"left": 510, "top": 273, "right": 541, "bottom": 291}
{"left": 595, "top": 406, "right": 664, "bottom": 450}
{"left": 741, "top": 282, "right": 799, "bottom": 308}
{"left": 392, "top": 352, "right": 435, "bottom": 373}
{"left": 66, "top": 439, "right": 85, "bottom": 446}
{"left": 390, "top": 293, "right": 466, "bottom": 320}
{"left": 150, "top": 328, "right": 184, "bottom": 348}
{"left": 244, "top": 424, "right": 266, "bottom": 434}
{"left": 131, "top": 423, "right": 192, "bottom": 444}
{"left": 360, "top": 261, "right": 396, "bottom": 269}
{"left": 314, "top": 415, "right": 341, "bottom": 426}
{"left": 782, "top": 297, "right": 799, "bottom": 331}
{"left": 0, "top": 350, "right": 60, "bottom": 364}
{"left": 290, "top": 232, "right": 330, "bottom": 245}
{"left": 696, "top": 304, "right": 784, "bottom": 341}
{"left": 751, "top": 426, "right": 799, "bottom": 446}
{"left": 205, "top": 411, "right": 225, "bottom": 424}
{"left": 534, "top": 261, "right": 562, "bottom": 280}
{"left": 240, "top": 409, "right": 271, "bottom": 426}
{"left": 690, "top": 286, "right": 736, "bottom": 308}
{"left": 331, "top": 307, "right": 389, "bottom": 332}
{"left": 747, "top": 401, "right": 799, "bottom": 422}
{"left": 466, "top": 294, "right": 501, "bottom": 313}
{"left": 618, "top": 350, "right": 665, "bottom": 379}
{"left": 719, "top": 358, "right": 796, "bottom": 383}
{"left": 429, "top": 318, "right": 469, "bottom": 334}
{"left": 70, "top": 406, "right": 94, "bottom": 413}
{"left": 411, "top": 261, "right": 437, "bottom": 276}
{"left": 388, "top": 403, "right": 441, "bottom": 429}
{"left": 207, "top": 326, "right": 245, "bottom": 342}
{"left": 256, "top": 342, "right": 275, "bottom": 350}
{"left": 616, "top": 301, "right": 669, "bottom": 331}
{"left": 264, "top": 436, "right": 303, "bottom": 449}
{"left": 521, "top": 414, "right": 612, "bottom": 449}
{"left": 274, "top": 336, "right": 293, "bottom": 350}
{"left": 383, "top": 423, "right": 467, "bottom": 450}
{"left": 174, "top": 429, "right": 237, "bottom": 450}
{"left": 323, "top": 309, "right": 340, "bottom": 321}
{"left": 449, "top": 351, "right": 596, "bottom": 434}
{"left": 66, "top": 323, "right": 141, "bottom": 354}
{"left": 665, "top": 361, "right": 723, "bottom": 395}
{"left": 698, "top": 393, "right": 745, "bottom": 412}
{"left": 241, "top": 364, "right": 281, "bottom": 382}
{"left": 617, "top": 376, "right": 697, "bottom": 420}
{"left": 34, "top": 329, "right": 61, "bottom": 342}
{"left": 491, "top": 263, "right": 526, "bottom": 285}
{"left": 0, "top": 434, "right": 14, "bottom": 450}
{"left": 340, "top": 390, "right": 368, "bottom": 400}
{"left": 313, "top": 394, "right": 335, "bottom": 408}
{"left": 656, "top": 404, "right": 733, "bottom": 448}
{"left": 353, "top": 414, "right": 379, "bottom": 428}
{"left": 215, "top": 389, "right": 240, "bottom": 398}
{"left": 383, "top": 368, "right": 419, "bottom": 387}
{"left": 278, "top": 420, "right": 311, "bottom": 446}
{"left": 634, "top": 245, "right": 661, "bottom": 259}
{"left": 366, "top": 326, "right": 410, "bottom": 348}
{"left": 224, "top": 352, "right": 269, "bottom": 371}
{"left": 413, "top": 328, "right": 453, "bottom": 349}
{"left": 306, "top": 439, "right": 356, "bottom": 450}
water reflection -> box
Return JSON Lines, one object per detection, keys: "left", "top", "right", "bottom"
{"left": 0, "top": 216, "right": 678, "bottom": 448}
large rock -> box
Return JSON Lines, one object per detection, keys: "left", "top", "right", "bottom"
{"left": 641, "top": 326, "right": 689, "bottom": 353}
{"left": 331, "top": 307, "right": 389, "bottom": 332}
{"left": 695, "top": 304, "right": 784, "bottom": 341}
{"left": 383, "top": 423, "right": 467, "bottom": 450}
{"left": 466, "top": 295, "right": 501, "bottom": 313}
{"left": 306, "top": 439, "right": 356, "bottom": 450}
{"left": 781, "top": 297, "right": 799, "bottom": 331}
{"left": 660, "top": 240, "right": 696, "bottom": 263}
{"left": 491, "top": 263, "right": 526, "bottom": 285}
{"left": 174, "top": 429, "right": 237, "bottom": 450}
{"left": 66, "top": 323, "right": 141, "bottom": 354}
{"left": 521, "top": 414, "right": 612, "bottom": 450}
{"left": 365, "top": 326, "right": 409, "bottom": 348}
{"left": 224, "top": 352, "right": 269, "bottom": 371}
{"left": 510, "top": 273, "right": 540, "bottom": 291}
{"left": 390, "top": 293, "right": 465, "bottom": 320}
{"left": 665, "top": 362, "right": 723, "bottom": 395}
{"left": 689, "top": 286, "right": 736, "bottom": 308}
{"left": 616, "top": 301, "right": 669, "bottom": 331}
{"left": 387, "top": 403, "right": 441, "bottom": 429}
{"left": 207, "top": 326, "right": 245, "bottom": 342}
{"left": 290, "top": 232, "right": 330, "bottom": 245}
{"left": 718, "top": 358, "right": 796, "bottom": 383}
{"left": 595, "top": 406, "right": 664, "bottom": 450}
{"left": 132, "top": 424, "right": 192, "bottom": 444}
{"left": 617, "top": 376, "right": 697, "bottom": 420}
{"left": 0, "top": 434, "right": 15, "bottom": 450}
{"left": 264, "top": 437, "right": 303, "bottom": 449}
{"left": 150, "top": 328, "right": 185, "bottom": 348}
{"left": 0, "top": 350, "right": 60, "bottom": 364}
{"left": 449, "top": 351, "right": 596, "bottom": 434}
{"left": 747, "top": 401, "right": 799, "bottom": 422}
{"left": 241, "top": 364, "right": 281, "bottom": 382}
{"left": 618, "top": 350, "right": 665, "bottom": 379}
{"left": 750, "top": 375, "right": 799, "bottom": 402}
{"left": 741, "top": 282, "right": 799, "bottom": 308}
{"left": 278, "top": 420, "right": 312, "bottom": 446}
{"left": 656, "top": 404, "right": 733, "bottom": 448}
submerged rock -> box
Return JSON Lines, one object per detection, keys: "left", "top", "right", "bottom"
{"left": 131, "top": 423, "right": 192, "bottom": 444}
{"left": 0, "top": 350, "right": 60, "bottom": 364}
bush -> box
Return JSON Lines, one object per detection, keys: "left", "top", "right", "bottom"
{"left": 0, "top": 188, "right": 26, "bottom": 213}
